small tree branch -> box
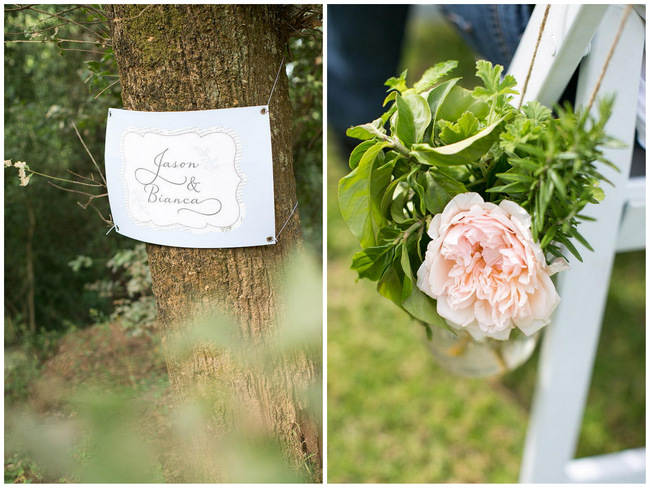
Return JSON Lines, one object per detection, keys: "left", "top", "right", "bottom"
{"left": 82, "top": 201, "right": 114, "bottom": 226}
{"left": 94, "top": 78, "right": 120, "bottom": 99}
{"left": 28, "top": 5, "right": 107, "bottom": 42}
{"left": 47, "top": 180, "right": 106, "bottom": 198}
{"left": 72, "top": 120, "right": 108, "bottom": 187}
{"left": 4, "top": 5, "right": 38, "bottom": 12}
{"left": 66, "top": 169, "right": 104, "bottom": 185}
{"left": 47, "top": 181, "right": 111, "bottom": 225}
{"left": 4, "top": 21, "right": 67, "bottom": 35}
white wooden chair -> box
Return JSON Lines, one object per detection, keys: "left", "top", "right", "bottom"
{"left": 507, "top": 4, "right": 646, "bottom": 483}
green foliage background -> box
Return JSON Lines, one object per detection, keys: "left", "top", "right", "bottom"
{"left": 4, "top": 5, "right": 322, "bottom": 338}
{"left": 5, "top": 6, "right": 124, "bottom": 336}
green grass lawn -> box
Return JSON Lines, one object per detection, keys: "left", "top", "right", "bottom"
{"left": 327, "top": 140, "right": 645, "bottom": 483}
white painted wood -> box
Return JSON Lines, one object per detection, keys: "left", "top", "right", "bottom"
{"left": 508, "top": 4, "right": 608, "bottom": 109}
{"left": 616, "top": 177, "right": 646, "bottom": 253}
{"left": 565, "top": 448, "right": 646, "bottom": 483}
{"left": 515, "top": 5, "right": 646, "bottom": 484}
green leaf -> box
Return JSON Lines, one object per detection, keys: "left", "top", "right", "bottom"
{"left": 591, "top": 186, "right": 605, "bottom": 202}
{"left": 546, "top": 244, "right": 566, "bottom": 260}
{"left": 377, "top": 225, "right": 401, "bottom": 243}
{"left": 499, "top": 116, "right": 547, "bottom": 153}
{"left": 399, "top": 243, "right": 446, "bottom": 326}
{"left": 385, "top": 69, "right": 408, "bottom": 93}
{"left": 377, "top": 261, "right": 404, "bottom": 308}
{"left": 383, "top": 91, "right": 397, "bottom": 107}
{"left": 346, "top": 118, "right": 386, "bottom": 141}
{"left": 390, "top": 182, "right": 410, "bottom": 223}
{"left": 380, "top": 177, "right": 403, "bottom": 219}
{"left": 522, "top": 100, "right": 552, "bottom": 122}
{"left": 486, "top": 181, "right": 529, "bottom": 194}
{"left": 472, "top": 59, "right": 518, "bottom": 102}
{"left": 439, "top": 111, "right": 480, "bottom": 144}
{"left": 418, "top": 171, "right": 452, "bottom": 214}
{"left": 424, "top": 78, "right": 460, "bottom": 142}
{"left": 471, "top": 60, "right": 518, "bottom": 123}
{"left": 539, "top": 225, "right": 557, "bottom": 248}
{"left": 403, "top": 286, "right": 446, "bottom": 327}
{"left": 516, "top": 143, "right": 547, "bottom": 159}
{"left": 413, "top": 60, "right": 458, "bottom": 93}
{"left": 407, "top": 170, "right": 427, "bottom": 215}
{"left": 508, "top": 156, "right": 539, "bottom": 172}
{"left": 400, "top": 242, "right": 413, "bottom": 300}
{"left": 495, "top": 172, "right": 534, "bottom": 184}
{"left": 548, "top": 169, "right": 566, "bottom": 197}
{"left": 394, "top": 93, "right": 431, "bottom": 148}
{"left": 338, "top": 142, "right": 393, "bottom": 247}
{"left": 351, "top": 244, "right": 394, "bottom": 281}
{"left": 436, "top": 85, "right": 489, "bottom": 123}
{"left": 411, "top": 118, "right": 503, "bottom": 166}
{"left": 348, "top": 140, "right": 375, "bottom": 169}
{"left": 569, "top": 226, "right": 594, "bottom": 252}
{"left": 555, "top": 233, "right": 583, "bottom": 262}
{"left": 86, "top": 60, "right": 101, "bottom": 72}
{"left": 431, "top": 167, "right": 469, "bottom": 195}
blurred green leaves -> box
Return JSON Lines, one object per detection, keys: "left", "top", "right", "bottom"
{"left": 287, "top": 32, "right": 323, "bottom": 257}
{"left": 5, "top": 5, "right": 126, "bottom": 335}
{"left": 5, "top": 249, "right": 322, "bottom": 483}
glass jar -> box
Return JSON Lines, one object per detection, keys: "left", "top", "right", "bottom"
{"left": 425, "top": 325, "right": 539, "bottom": 377}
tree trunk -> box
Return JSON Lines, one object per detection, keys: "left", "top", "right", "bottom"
{"left": 106, "top": 5, "right": 321, "bottom": 482}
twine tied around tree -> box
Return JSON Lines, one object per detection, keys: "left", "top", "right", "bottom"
{"left": 266, "top": 53, "right": 286, "bottom": 109}
{"left": 264, "top": 51, "right": 298, "bottom": 245}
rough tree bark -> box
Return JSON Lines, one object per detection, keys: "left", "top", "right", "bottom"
{"left": 105, "top": 4, "right": 321, "bottom": 482}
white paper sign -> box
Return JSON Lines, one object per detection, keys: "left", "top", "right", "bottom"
{"left": 104, "top": 106, "right": 275, "bottom": 248}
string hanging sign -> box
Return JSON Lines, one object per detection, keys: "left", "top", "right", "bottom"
{"left": 104, "top": 105, "right": 275, "bottom": 248}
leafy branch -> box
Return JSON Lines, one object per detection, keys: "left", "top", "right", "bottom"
{"left": 6, "top": 120, "right": 112, "bottom": 226}
{"left": 5, "top": 4, "right": 118, "bottom": 98}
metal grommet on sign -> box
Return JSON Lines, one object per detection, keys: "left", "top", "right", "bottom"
{"left": 260, "top": 108, "right": 267, "bottom": 115}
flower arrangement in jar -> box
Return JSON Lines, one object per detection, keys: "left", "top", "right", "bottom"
{"left": 338, "top": 60, "right": 619, "bottom": 376}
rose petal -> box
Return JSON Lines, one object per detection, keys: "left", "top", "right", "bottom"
{"left": 548, "top": 257, "right": 570, "bottom": 276}
{"left": 437, "top": 295, "right": 476, "bottom": 327}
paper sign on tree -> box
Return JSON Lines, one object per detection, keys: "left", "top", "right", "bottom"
{"left": 104, "top": 106, "right": 275, "bottom": 248}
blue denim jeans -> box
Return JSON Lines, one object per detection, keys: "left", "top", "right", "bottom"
{"left": 328, "top": 5, "right": 410, "bottom": 140}
{"left": 440, "top": 5, "right": 533, "bottom": 71}
{"left": 328, "top": 4, "right": 533, "bottom": 145}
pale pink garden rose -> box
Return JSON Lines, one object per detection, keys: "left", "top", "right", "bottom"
{"left": 416, "top": 192, "right": 569, "bottom": 341}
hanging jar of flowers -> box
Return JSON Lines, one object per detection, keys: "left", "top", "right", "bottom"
{"left": 338, "top": 60, "right": 619, "bottom": 377}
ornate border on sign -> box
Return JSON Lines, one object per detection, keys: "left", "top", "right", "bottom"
{"left": 119, "top": 126, "right": 247, "bottom": 232}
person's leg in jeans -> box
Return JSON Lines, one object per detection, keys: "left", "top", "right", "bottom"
{"left": 440, "top": 4, "right": 533, "bottom": 71}
{"left": 328, "top": 5, "right": 410, "bottom": 154}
